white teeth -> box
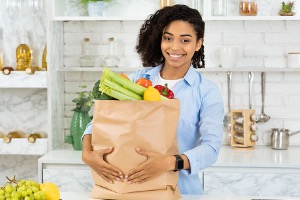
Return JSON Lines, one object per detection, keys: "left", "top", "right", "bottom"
{"left": 169, "top": 54, "right": 182, "bottom": 58}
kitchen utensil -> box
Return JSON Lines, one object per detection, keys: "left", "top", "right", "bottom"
{"left": 223, "top": 71, "right": 232, "bottom": 131}
{"left": 257, "top": 72, "right": 270, "bottom": 123}
{"left": 248, "top": 72, "right": 254, "bottom": 109}
{"left": 271, "top": 128, "right": 300, "bottom": 150}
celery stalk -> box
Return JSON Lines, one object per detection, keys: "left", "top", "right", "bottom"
{"left": 101, "top": 67, "right": 146, "bottom": 96}
{"left": 100, "top": 85, "right": 141, "bottom": 100}
{"left": 102, "top": 79, "right": 143, "bottom": 100}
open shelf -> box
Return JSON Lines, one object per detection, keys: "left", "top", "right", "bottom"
{"left": 0, "top": 138, "right": 48, "bottom": 155}
{"left": 0, "top": 71, "right": 47, "bottom": 88}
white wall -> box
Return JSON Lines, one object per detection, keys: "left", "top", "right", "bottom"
{"left": 63, "top": 20, "right": 300, "bottom": 146}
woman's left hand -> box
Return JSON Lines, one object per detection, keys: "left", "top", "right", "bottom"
{"left": 124, "top": 148, "right": 174, "bottom": 184}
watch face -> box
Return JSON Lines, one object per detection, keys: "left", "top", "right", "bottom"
{"left": 177, "top": 159, "right": 184, "bottom": 170}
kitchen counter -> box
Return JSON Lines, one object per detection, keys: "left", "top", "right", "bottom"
{"left": 39, "top": 145, "right": 300, "bottom": 168}
{"left": 214, "top": 145, "right": 300, "bottom": 168}
{"left": 39, "top": 145, "right": 300, "bottom": 196}
{"left": 60, "top": 192, "right": 300, "bottom": 200}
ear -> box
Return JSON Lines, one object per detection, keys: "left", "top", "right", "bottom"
{"left": 195, "top": 38, "right": 203, "bottom": 51}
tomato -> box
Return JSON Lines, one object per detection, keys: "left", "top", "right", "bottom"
{"left": 143, "top": 86, "right": 160, "bottom": 101}
{"left": 136, "top": 78, "right": 152, "bottom": 88}
{"left": 119, "top": 73, "right": 130, "bottom": 80}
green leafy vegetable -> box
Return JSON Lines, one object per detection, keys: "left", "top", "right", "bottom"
{"left": 92, "top": 80, "right": 116, "bottom": 100}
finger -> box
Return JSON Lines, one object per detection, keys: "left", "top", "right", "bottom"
{"left": 94, "top": 147, "right": 114, "bottom": 156}
{"left": 99, "top": 173, "right": 114, "bottom": 184}
{"left": 98, "top": 164, "right": 123, "bottom": 179}
{"left": 125, "top": 166, "right": 142, "bottom": 178}
{"left": 125, "top": 168, "right": 144, "bottom": 182}
{"left": 127, "top": 173, "right": 150, "bottom": 184}
{"left": 135, "top": 148, "right": 148, "bottom": 157}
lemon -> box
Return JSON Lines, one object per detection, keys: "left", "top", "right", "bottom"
{"left": 143, "top": 86, "right": 160, "bottom": 101}
{"left": 40, "top": 182, "right": 60, "bottom": 200}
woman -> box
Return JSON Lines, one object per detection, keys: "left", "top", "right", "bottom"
{"left": 82, "top": 4, "right": 224, "bottom": 195}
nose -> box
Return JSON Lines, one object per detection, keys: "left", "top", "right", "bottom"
{"left": 170, "top": 40, "right": 181, "bottom": 50}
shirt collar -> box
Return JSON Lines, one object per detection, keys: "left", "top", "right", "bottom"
{"left": 143, "top": 64, "right": 202, "bottom": 86}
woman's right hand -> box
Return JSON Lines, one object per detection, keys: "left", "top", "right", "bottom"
{"left": 82, "top": 134, "right": 124, "bottom": 183}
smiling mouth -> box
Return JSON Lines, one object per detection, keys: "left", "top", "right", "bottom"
{"left": 168, "top": 53, "right": 184, "bottom": 60}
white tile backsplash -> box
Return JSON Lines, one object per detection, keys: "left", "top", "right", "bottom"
{"left": 62, "top": 20, "right": 300, "bottom": 148}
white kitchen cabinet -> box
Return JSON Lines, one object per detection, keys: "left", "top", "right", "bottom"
{"left": 201, "top": 146, "right": 300, "bottom": 197}
{"left": 42, "top": 169, "right": 93, "bottom": 192}
{"left": 203, "top": 171, "right": 300, "bottom": 197}
{"left": 38, "top": 146, "right": 300, "bottom": 196}
{"left": 38, "top": 146, "right": 93, "bottom": 192}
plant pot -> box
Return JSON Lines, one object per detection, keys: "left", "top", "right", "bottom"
{"left": 87, "top": 1, "right": 106, "bottom": 16}
{"left": 65, "top": 111, "right": 91, "bottom": 150}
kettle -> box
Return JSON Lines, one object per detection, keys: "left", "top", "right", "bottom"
{"left": 271, "top": 128, "right": 300, "bottom": 150}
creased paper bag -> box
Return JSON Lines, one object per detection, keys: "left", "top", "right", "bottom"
{"left": 90, "top": 99, "right": 181, "bottom": 200}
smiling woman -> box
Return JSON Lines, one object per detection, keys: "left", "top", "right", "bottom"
{"left": 82, "top": 4, "right": 224, "bottom": 196}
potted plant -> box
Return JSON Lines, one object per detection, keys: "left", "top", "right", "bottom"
{"left": 81, "top": 0, "right": 113, "bottom": 16}
{"left": 65, "top": 85, "right": 93, "bottom": 150}
{"left": 279, "top": 1, "right": 295, "bottom": 16}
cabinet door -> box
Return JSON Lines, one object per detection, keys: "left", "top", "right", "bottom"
{"left": 203, "top": 172, "right": 300, "bottom": 197}
{"left": 43, "top": 169, "right": 94, "bottom": 192}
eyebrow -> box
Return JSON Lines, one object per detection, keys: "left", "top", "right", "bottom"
{"left": 163, "top": 31, "right": 193, "bottom": 38}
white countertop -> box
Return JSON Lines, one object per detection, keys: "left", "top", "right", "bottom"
{"left": 60, "top": 192, "right": 300, "bottom": 200}
{"left": 40, "top": 145, "right": 300, "bottom": 169}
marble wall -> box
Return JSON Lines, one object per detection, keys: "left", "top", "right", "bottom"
{"left": 0, "top": 0, "right": 47, "bottom": 185}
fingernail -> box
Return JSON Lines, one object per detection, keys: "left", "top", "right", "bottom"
{"left": 136, "top": 147, "right": 140, "bottom": 151}
{"left": 116, "top": 178, "right": 120, "bottom": 181}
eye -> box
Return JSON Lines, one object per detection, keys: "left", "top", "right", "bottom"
{"left": 182, "top": 39, "right": 190, "bottom": 43}
{"left": 163, "top": 36, "right": 172, "bottom": 41}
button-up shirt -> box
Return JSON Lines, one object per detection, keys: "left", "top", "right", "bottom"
{"left": 83, "top": 64, "right": 224, "bottom": 194}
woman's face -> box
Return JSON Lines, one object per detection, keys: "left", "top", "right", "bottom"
{"left": 161, "top": 20, "right": 202, "bottom": 70}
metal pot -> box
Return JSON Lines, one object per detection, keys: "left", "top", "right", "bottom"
{"left": 271, "top": 128, "right": 300, "bottom": 150}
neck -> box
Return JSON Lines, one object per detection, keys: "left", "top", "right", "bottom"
{"left": 160, "top": 63, "right": 190, "bottom": 80}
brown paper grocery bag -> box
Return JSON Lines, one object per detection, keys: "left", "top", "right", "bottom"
{"left": 90, "top": 99, "right": 181, "bottom": 200}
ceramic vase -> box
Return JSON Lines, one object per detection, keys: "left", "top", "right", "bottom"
{"left": 65, "top": 111, "right": 91, "bottom": 150}
{"left": 87, "top": 1, "right": 106, "bottom": 16}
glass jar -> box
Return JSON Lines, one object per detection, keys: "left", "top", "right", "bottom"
{"left": 79, "top": 38, "right": 95, "bottom": 68}
{"left": 239, "top": 0, "right": 258, "bottom": 16}
{"left": 233, "top": 133, "right": 244, "bottom": 144}
{"left": 233, "top": 122, "right": 244, "bottom": 134}
{"left": 212, "top": 0, "right": 227, "bottom": 16}
{"left": 103, "top": 37, "right": 119, "bottom": 68}
{"left": 160, "top": 0, "right": 173, "bottom": 8}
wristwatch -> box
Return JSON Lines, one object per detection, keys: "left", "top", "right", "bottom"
{"left": 173, "top": 155, "right": 184, "bottom": 172}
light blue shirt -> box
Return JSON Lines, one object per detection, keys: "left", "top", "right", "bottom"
{"left": 83, "top": 64, "right": 224, "bottom": 195}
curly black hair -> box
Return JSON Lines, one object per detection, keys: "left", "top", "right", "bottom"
{"left": 136, "top": 4, "right": 205, "bottom": 69}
